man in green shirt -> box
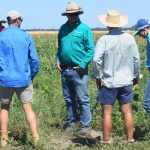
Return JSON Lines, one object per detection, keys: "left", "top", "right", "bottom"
{"left": 56, "top": 2, "right": 94, "bottom": 134}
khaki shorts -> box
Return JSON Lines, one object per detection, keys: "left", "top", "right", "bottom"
{"left": 0, "top": 84, "right": 33, "bottom": 104}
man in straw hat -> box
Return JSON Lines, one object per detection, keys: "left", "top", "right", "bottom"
{"left": 0, "top": 18, "right": 6, "bottom": 32}
{"left": 56, "top": 2, "right": 94, "bottom": 135}
{"left": 93, "top": 10, "right": 140, "bottom": 143}
{"left": 134, "top": 19, "right": 150, "bottom": 116}
{"left": 0, "top": 10, "right": 40, "bottom": 147}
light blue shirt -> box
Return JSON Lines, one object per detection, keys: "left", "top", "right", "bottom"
{"left": 93, "top": 29, "right": 140, "bottom": 88}
{"left": 0, "top": 26, "right": 40, "bottom": 87}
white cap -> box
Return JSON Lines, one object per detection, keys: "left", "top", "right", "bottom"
{"left": 7, "top": 10, "right": 21, "bottom": 19}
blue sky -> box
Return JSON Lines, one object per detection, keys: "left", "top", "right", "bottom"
{"left": 0, "top": 0, "right": 150, "bottom": 29}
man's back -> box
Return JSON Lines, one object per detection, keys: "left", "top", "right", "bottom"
{"left": 0, "top": 26, "right": 39, "bottom": 87}
{"left": 93, "top": 29, "right": 140, "bottom": 88}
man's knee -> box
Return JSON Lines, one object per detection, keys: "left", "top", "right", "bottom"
{"left": 121, "top": 103, "right": 132, "bottom": 114}
{"left": 102, "top": 105, "right": 113, "bottom": 115}
{"left": 22, "top": 102, "right": 33, "bottom": 112}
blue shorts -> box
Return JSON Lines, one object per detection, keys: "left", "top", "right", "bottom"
{"left": 97, "top": 85, "right": 133, "bottom": 106}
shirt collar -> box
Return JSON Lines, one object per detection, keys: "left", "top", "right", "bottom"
{"left": 7, "top": 26, "right": 19, "bottom": 29}
{"left": 108, "top": 28, "right": 123, "bottom": 35}
{"left": 67, "top": 19, "right": 81, "bottom": 28}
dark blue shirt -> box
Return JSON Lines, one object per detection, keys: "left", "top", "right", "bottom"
{"left": 146, "top": 33, "right": 150, "bottom": 68}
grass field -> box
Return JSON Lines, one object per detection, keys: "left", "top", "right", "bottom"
{"left": 5, "top": 31, "right": 150, "bottom": 150}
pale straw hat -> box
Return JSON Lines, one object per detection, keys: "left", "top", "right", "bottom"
{"left": 62, "top": 2, "right": 83, "bottom": 16}
{"left": 97, "top": 10, "right": 128, "bottom": 27}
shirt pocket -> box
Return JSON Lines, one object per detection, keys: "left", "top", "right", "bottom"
{"left": 71, "top": 32, "right": 83, "bottom": 44}
{"left": 71, "top": 33, "right": 84, "bottom": 51}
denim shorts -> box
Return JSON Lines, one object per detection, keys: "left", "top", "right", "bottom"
{"left": 0, "top": 84, "right": 33, "bottom": 104}
{"left": 97, "top": 85, "right": 133, "bottom": 105}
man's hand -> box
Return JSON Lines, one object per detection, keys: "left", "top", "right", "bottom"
{"left": 56, "top": 62, "right": 62, "bottom": 71}
{"left": 95, "top": 78, "right": 102, "bottom": 90}
{"left": 73, "top": 66, "right": 84, "bottom": 74}
{"left": 133, "top": 84, "right": 139, "bottom": 91}
{"left": 133, "top": 77, "right": 139, "bottom": 91}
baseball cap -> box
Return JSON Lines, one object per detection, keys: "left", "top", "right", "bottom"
{"left": 7, "top": 10, "right": 22, "bottom": 20}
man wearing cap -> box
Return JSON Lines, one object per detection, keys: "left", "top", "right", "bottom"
{"left": 93, "top": 10, "right": 140, "bottom": 143}
{"left": 0, "top": 10, "right": 40, "bottom": 147}
{"left": 56, "top": 2, "right": 94, "bottom": 134}
{"left": 135, "top": 19, "right": 150, "bottom": 115}
{"left": 0, "top": 18, "right": 6, "bottom": 32}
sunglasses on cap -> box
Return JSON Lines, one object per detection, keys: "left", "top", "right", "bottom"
{"left": 68, "top": 13, "right": 79, "bottom": 16}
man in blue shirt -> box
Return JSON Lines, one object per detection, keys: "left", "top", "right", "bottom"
{"left": 56, "top": 2, "right": 94, "bottom": 134}
{"left": 0, "top": 10, "right": 40, "bottom": 147}
{"left": 135, "top": 19, "right": 150, "bottom": 115}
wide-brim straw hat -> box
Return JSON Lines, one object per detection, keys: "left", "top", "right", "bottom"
{"left": 62, "top": 2, "right": 83, "bottom": 16}
{"left": 0, "top": 18, "right": 6, "bottom": 23}
{"left": 97, "top": 10, "right": 128, "bottom": 27}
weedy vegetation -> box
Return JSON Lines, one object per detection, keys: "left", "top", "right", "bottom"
{"left": 6, "top": 31, "right": 150, "bottom": 150}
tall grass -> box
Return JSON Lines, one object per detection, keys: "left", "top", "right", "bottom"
{"left": 6, "top": 31, "right": 150, "bottom": 149}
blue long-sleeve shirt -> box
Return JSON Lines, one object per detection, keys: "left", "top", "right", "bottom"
{"left": 0, "top": 26, "right": 40, "bottom": 87}
{"left": 146, "top": 33, "right": 150, "bottom": 68}
{"left": 56, "top": 20, "right": 94, "bottom": 69}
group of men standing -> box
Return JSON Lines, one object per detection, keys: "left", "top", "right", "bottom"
{"left": 56, "top": 1, "right": 150, "bottom": 144}
{"left": 0, "top": 1, "right": 150, "bottom": 148}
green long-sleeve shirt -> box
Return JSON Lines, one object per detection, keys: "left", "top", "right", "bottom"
{"left": 56, "top": 20, "right": 94, "bottom": 69}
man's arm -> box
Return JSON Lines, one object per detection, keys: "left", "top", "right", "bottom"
{"left": 93, "top": 37, "right": 105, "bottom": 90}
{"left": 133, "top": 37, "right": 140, "bottom": 90}
{"left": 79, "top": 28, "right": 95, "bottom": 69}
{"left": 55, "top": 31, "right": 62, "bottom": 71}
{"left": 92, "top": 37, "right": 105, "bottom": 79}
{"left": 28, "top": 36, "right": 40, "bottom": 80}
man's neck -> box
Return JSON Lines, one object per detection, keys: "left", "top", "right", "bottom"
{"left": 68, "top": 19, "right": 79, "bottom": 28}
{"left": 9, "top": 22, "right": 19, "bottom": 27}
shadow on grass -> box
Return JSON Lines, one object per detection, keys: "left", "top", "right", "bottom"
{"left": 71, "top": 134, "right": 100, "bottom": 147}
{"left": 134, "top": 126, "right": 150, "bottom": 141}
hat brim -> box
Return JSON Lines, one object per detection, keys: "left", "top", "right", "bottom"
{"left": 0, "top": 20, "right": 6, "bottom": 23}
{"left": 134, "top": 30, "right": 140, "bottom": 36}
{"left": 134, "top": 24, "right": 149, "bottom": 36}
{"left": 62, "top": 10, "right": 83, "bottom": 16}
{"left": 97, "top": 14, "right": 128, "bottom": 27}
